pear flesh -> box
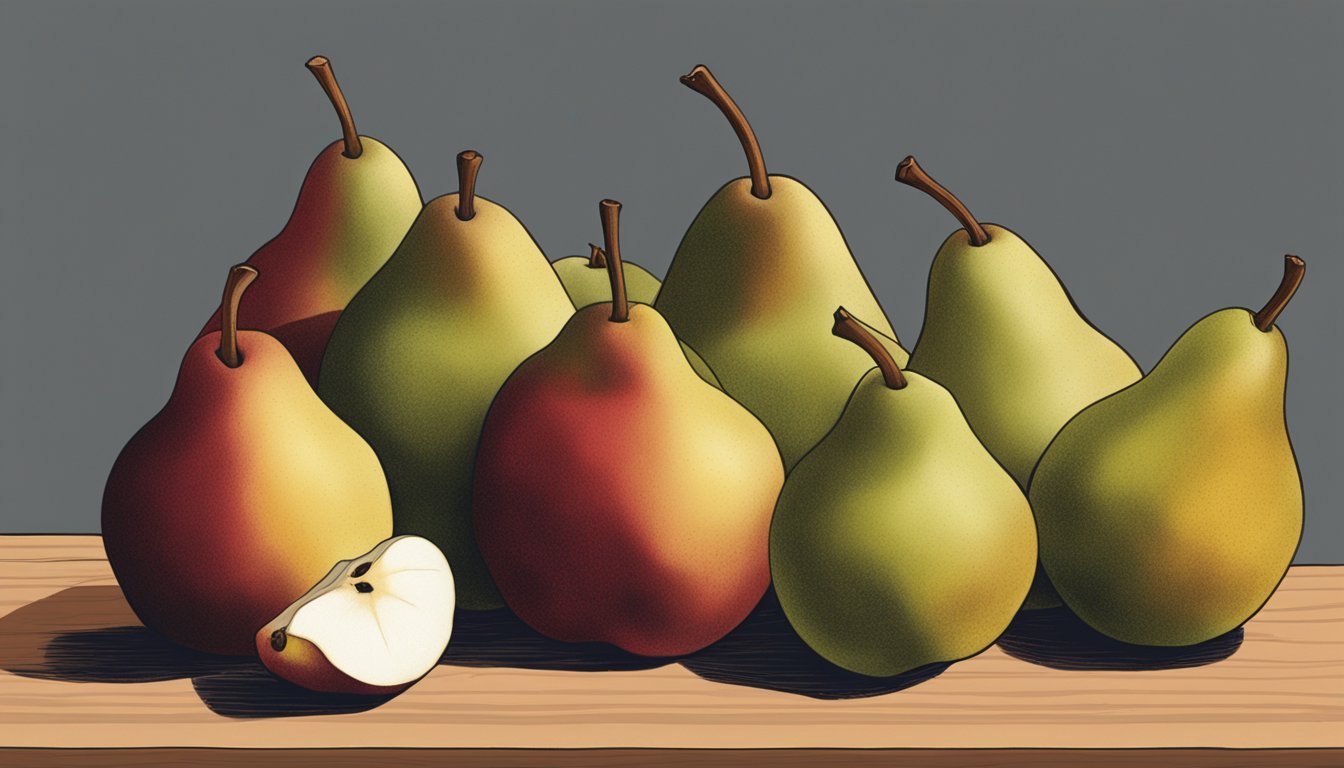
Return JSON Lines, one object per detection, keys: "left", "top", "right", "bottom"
{"left": 1029, "top": 307, "right": 1302, "bottom": 646}
{"left": 771, "top": 368, "right": 1038, "bottom": 678}
{"left": 257, "top": 535, "right": 455, "bottom": 695}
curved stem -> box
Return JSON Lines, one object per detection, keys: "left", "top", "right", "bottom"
{"left": 600, "top": 200, "right": 629, "bottom": 322}
{"left": 832, "top": 307, "right": 906, "bottom": 389}
{"left": 681, "top": 65, "right": 770, "bottom": 199}
{"left": 305, "top": 56, "right": 363, "bottom": 159}
{"left": 217, "top": 264, "right": 259, "bottom": 368}
{"left": 895, "top": 156, "right": 990, "bottom": 246}
{"left": 456, "top": 151, "right": 483, "bottom": 221}
{"left": 587, "top": 243, "right": 607, "bottom": 269}
{"left": 1253, "top": 255, "right": 1306, "bottom": 331}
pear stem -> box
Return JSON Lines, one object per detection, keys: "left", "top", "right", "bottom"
{"left": 1253, "top": 255, "right": 1306, "bottom": 331}
{"left": 600, "top": 200, "right": 629, "bottom": 322}
{"left": 896, "top": 156, "right": 990, "bottom": 246}
{"left": 456, "top": 151, "right": 483, "bottom": 221}
{"left": 833, "top": 306, "right": 906, "bottom": 389}
{"left": 680, "top": 65, "right": 770, "bottom": 200}
{"left": 217, "top": 264, "right": 259, "bottom": 368}
{"left": 587, "top": 243, "right": 607, "bottom": 269}
{"left": 305, "top": 56, "right": 363, "bottom": 159}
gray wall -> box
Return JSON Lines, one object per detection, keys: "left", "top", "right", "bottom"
{"left": 1, "top": 1, "right": 1339, "bottom": 562}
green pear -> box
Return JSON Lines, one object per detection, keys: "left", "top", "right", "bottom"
{"left": 655, "top": 66, "right": 906, "bottom": 470}
{"left": 1029, "top": 257, "right": 1306, "bottom": 646}
{"left": 553, "top": 244, "right": 663, "bottom": 308}
{"left": 771, "top": 309, "right": 1037, "bottom": 677}
{"left": 552, "top": 244, "right": 721, "bottom": 389}
{"left": 318, "top": 150, "right": 574, "bottom": 610}
{"left": 198, "top": 57, "right": 423, "bottom": 385}
{"left": 896, "top": 156, "right": 1141, "bottom": 608}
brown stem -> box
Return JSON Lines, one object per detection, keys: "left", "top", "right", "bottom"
{"left": 587, "top": 243, "right": 607, "bottom": 269}
{"left": 456, "top": 151, "right": 483, "bottom": 221}
{"left": 600, "top": 200, "right": 629, "bottom": 322}
{"left": 895, "top": 156, "right": 990, "bottom": 246}
{"left": 680, "top": 65, "right": 770, "bottom": 199}
{"left": 217, "top": 264, "right": 259, "bottom": 368}
{"left": 305, "top": 56, "right": 363, "bottom": 159}
{"left": 832, "top": 306, "right": 906, "bottom": 389}
{"left": 1253, "top": 255, "right": 1306, "bottom": 331}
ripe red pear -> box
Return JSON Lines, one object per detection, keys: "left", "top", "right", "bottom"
{"left": 473, "top": 200, "right": 784, "bottom": 657}
{"left": 197, "top": 56, "right": 422, "bottom": 384}
{"left": 104, "top": 265, "right": 393, "bottom": 656}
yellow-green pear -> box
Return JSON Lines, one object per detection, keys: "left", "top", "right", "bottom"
{"left": 897, "top": 156, "right": 1141, "bottom": 608}
{"left": 1029, "top": 256, "right": 1306, "bottom": 646}
{"left": 655, "top": 66, "right": 906, "bottom": 470}
{"left": 318, "top": 150, "right": 574, "bottom": 610}
{"left": 552, "top": 244, "right": 721, "bottom": 388}
{"left": 771, "top": 308, "right": 1037, "bottom": 678}
{"left": 553, "top": 244, "right": 663, "bottom": 308}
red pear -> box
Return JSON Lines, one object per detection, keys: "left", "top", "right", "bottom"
{"left": 105, "top": 265, "right": 393, "bottom": 656}
{"left": 473, "top": 200, "right": 784, "bottom": 657}
{"left": 197, "top": 56, "right": 422, "bottom": 384}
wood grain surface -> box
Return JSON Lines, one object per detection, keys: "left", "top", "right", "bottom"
{"left": 0, "top": 536, "right": 1339, "bottom": 763}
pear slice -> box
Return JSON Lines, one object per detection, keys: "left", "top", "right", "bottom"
{"left": 256, "top": 535, "right": 454, "bottom": 695}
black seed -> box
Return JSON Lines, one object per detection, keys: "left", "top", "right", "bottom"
{"left": 354, "top": 581, "right": 374, "bottom": 593}
{"left": 351, "top": 562, "right": 371, "bottom": 578}
{"left": 270, "top": 628, "right": 287, "bottom": 652}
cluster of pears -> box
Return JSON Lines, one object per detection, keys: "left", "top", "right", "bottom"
{"left": 102, "top": 56, "right": 1306, "bottom": 702}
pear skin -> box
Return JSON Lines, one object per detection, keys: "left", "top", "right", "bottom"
{"left": 104, "top": 266, "right": 393, "bottom": 656}
{"left": 655, "top": 66, "right": 904, "bottom": 470}
{"left": 318, "top": 152, "right": 573, "bottom": 610}
{"left": 1029, "top": 257, "right": 1306, "bottom": 646}
{"left": 198, "top": 57, "right": 422, "bottom": 385}
{"left": 771, "top": 309, "right": 1037, "bottom": 677}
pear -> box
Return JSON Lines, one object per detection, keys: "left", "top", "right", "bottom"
{"left": 553, "top": 243, "right": 722, "bottom": 388}
{"left": 257, "top": 535, "right": 454, "bottom": 695}
{"left": 318, "top": 150, "right": 574, "bottom": 610}
{"left": 896, "top": 156, "right": 1141, "bottom": 608}
{"left": 654, "top": 65, "right": 906, "bottom": 470}
{"left": 198, "top": 57, "right": 422, "bottom": 385}
{"left": 103, "top": 265, "right": 393, "bottom": 656}
{"left": 1029, "top": 256, "right": 1306, "bottom": 647}
{"left": 553, "top": 244, "right": 663, "bottom": 308}
{"left": 473, "top": 200, "right": 784, "bottom": 657}
{"left": 770, "top": 308, "right": 1038, "bottom": 677}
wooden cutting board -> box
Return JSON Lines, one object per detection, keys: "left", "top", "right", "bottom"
{"left": 0, "top": 535, "right": 1339, "bottom": 766}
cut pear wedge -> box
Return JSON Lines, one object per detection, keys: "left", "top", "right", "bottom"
{"left": 256, "top": 535, "right": 454, "bottom": 695}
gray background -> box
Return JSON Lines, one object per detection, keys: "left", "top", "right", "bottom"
{"left": 1, "top": 1, "right": 1339, "bottom": 562}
